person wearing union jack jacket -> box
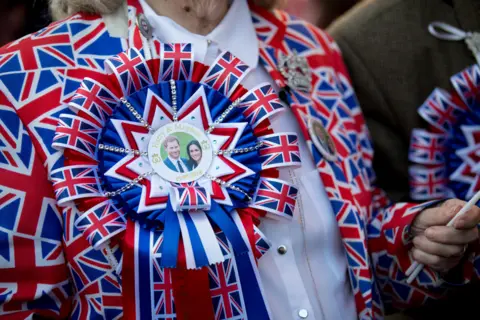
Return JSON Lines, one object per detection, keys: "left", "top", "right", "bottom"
{"left": 0, "top": 0, "right": 479, "bottom": 319}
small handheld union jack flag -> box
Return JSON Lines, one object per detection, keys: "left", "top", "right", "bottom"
{"left": 250, "top": 177, "right": 298, "bottom": 220}
{"left": 201, "top": 51, "right": 250, "bottom": 97}
{"left": 160, "top": 43, "right": 193, "bottom": 81}
{"left": 75, "top": 201, "right": 126, "bottom": 249}
{"left": 259, "top": 133, "right": 301, "bottom": 169}
{"left": 238, "top": 83, "right": 285, "bottom": 128}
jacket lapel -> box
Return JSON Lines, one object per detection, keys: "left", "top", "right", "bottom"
{"left": 250, "top": 5, "right": 375, "bottom": 318}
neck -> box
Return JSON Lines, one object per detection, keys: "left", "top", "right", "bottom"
{"left": 145, "top": 0, "right": 230, "bottom": 35}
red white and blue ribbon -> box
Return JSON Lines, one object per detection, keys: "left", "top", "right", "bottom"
{"left": 75, "top": 200, "right": 126, "bottom": 249}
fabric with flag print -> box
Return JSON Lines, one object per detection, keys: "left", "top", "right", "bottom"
{"left": 0, "top": 2, "right": 478, "bottom": 320}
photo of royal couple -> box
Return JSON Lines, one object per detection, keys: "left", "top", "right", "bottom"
{"left": 162, "top": 135, "right": 203, "bottom": 173}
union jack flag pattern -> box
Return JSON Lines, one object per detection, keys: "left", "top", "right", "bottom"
{"left": 75, "top": 201, "right": 126, "bottom": 249}
{"left": 50, "top": 165, "right": 103, "bottom": 204}
{"left": 418, "top": 88, "right": 466, "bottom": 134}
{"left": 408, "top": 165, "right": 449, "bottom": 200}
{"left": 451, "top": 64, "right": 480, "bottom": 109}
{"left": 69, "top": 78, "right": 119, "bottom": 127}
{"left": 208, "top": 259, "right": 245, "bottom": 320}
{"left": 53, "top": 114, "right": 101, "bottom": 159}
{"left": 250, "top": 177, "right": 298, "bottom": 220}
{"left": 258, "top": 133, "right": 301, "bottom": 169}
{"left": 252, "top": 225, "right": 271, "bottom": 260}
{"left": 409, "top": 129, "right": 446, "bottom": 165}
{"left": 170, "top": 185, "right": 211, "bottom": 212}
{"left": 105, "top": 47, "right": 154, "bottom": 96}
{"left": 0, "top": 2, "right": 476, "bottom": 320}
{"left": 238, "top": 83, "right": 285, "bottom": 128}
{"left": 409, "top": 62, "right": 480, "bottom": 203}
{"left": 160, "top": 43, "right": 193, "bottom": 81}
{"left": 201, "top": 51, "right": 250, "bottom": 97}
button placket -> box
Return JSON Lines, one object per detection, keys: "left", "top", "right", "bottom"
{"left": 265, "top": 222, "right": 316, "bottom": 320}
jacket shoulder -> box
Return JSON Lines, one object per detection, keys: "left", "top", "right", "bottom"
{"left": 329, "top": 0, "right": 422, "bottom": 41}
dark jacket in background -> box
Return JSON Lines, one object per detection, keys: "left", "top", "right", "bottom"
{"left": 328, "top": 0, "right": 480, "bottom": 202}
{"left": 328, "top": 0, "right": 480, "bottom": 318}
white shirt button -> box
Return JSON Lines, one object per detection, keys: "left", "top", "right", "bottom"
{"left": 206, "top": 39, "right": 212, "bottom": 45}
{"left": 277, "top": 245, "right": 287, "bottom": 255}
{"left": 298, "top": 309, "right": 309, "bottom": 319}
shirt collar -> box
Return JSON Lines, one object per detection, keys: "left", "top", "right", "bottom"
{"left": 138, "top": 0, "right": 259, "bottom": 68}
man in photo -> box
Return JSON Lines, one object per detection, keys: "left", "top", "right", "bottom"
{"left": 163, "top": 135, "right": 190, "bottom": 173}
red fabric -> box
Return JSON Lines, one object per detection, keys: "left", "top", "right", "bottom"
{"left": 171, "top": 239, "right": 215, "bottom": 320}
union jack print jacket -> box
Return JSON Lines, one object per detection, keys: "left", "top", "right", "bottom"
{"left": 0, "top": 2, "right": 477, "bottom": 320}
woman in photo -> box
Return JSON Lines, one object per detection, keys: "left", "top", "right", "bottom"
{"left": 186, "top": 140, "right": 202, "bottom": 170}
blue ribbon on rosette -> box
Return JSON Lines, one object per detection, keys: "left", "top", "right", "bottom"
{"left": 98, "top": 80, "right": 261, "bottom": 268}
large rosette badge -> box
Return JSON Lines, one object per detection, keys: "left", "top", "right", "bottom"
{"left": 50, "top": 42, "right": 301, "bottom": 270}
{"left": 409, "top": 64, "right": 480, "bottom": 202}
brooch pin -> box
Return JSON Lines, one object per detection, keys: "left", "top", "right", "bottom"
{"left": 278, "top": 50, "right": 312, "bottom": 92}
{"left": 137, "top": 13, "right": 153, "bottom": 39}
{"left": 308, "top": 117, "right": 337, "bottom": 161}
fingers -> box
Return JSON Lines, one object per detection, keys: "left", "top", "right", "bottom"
{"left": 425, "top": 226, "right": 478, "bottom": 245}
{"left": 411, "top": 247, "right": 461, "bottom": 273}
{"left": 415, "top": 199, "right": 464, "bottom": 227}
{"left": 413, "top": 235, "right": 465, "bottom": 258}
{"left": 453, "top": 204, "right": 480, "bottom": 229}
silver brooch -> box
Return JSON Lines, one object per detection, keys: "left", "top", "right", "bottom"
{"left": 137, "top": 13, "right": 153, "bottom": 40}
{"left": 278, "top": 50, "right": 312, "bottom": 92}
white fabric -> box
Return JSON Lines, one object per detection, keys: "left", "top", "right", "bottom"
{"left": 139, "top": 0, "right": 357, "bottom": 319}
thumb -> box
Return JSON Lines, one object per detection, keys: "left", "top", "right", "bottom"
{"left": 415, "top": 200, "right": 464, "bottom": 228}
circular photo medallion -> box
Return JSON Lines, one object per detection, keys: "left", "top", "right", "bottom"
{"left": 308, "top": 117, "right": 337, "bottom": 161}
{"left": 148, "top": 122, "right": 213, "bottom": 183}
